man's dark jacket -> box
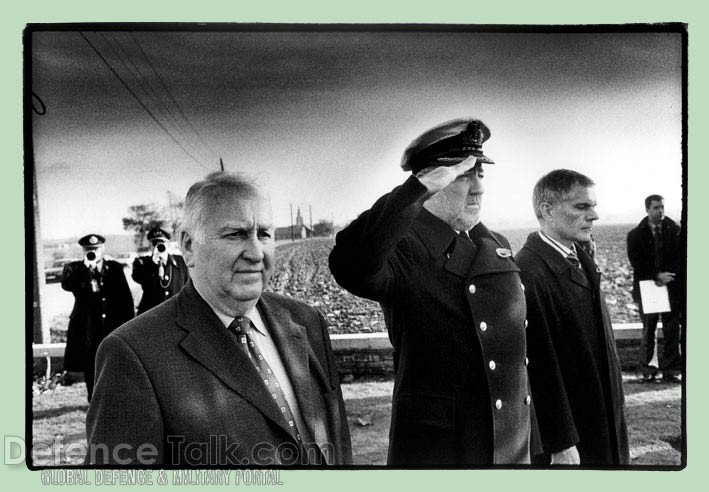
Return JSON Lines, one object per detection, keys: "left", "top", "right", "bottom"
{"left": 86, "top": 281, "right": 352, "bottom": 466}
{"left": 626, "top": 216, "right": 682, "bottom": 307}
{"left": 131, "top": 254, "right": 190, "bottom": 314}
{"left": 329, "top": 176, "right": 533, "bottom": 465}
{"left": 516, "top": 232, "right": 629, "bottom": 465}
{"left": 61, "top": 260, "right": 135, "bottom": 372}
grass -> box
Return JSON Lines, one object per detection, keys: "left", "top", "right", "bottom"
{"left": 31, "top": 375, "right": 681, "bottom": 467}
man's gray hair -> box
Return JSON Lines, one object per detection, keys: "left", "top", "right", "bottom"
{"left": 182, "top": 171, "right": 263, "bottom": 243}
{"left": 532, "top": 169, "right": 595, "bottom": 219}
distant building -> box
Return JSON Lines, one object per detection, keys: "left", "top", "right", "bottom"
{"left": 274, "top": 207, "right": 313, "bottom": 241}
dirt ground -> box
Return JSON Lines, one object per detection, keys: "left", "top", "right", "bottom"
{"left": 31, "top": 375, "right": 682, "bottom": 467}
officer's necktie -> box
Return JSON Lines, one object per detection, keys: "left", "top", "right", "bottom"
{"left": 458, "top": 230, "right": 472, "bottom": 242}
{"left": 227, "top": 316, "right": 306, "bottom": 445}
{"left": 158, "top": 259, "right": 165, "bottom": 280}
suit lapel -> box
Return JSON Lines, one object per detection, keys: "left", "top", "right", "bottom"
{"left": 175, "top": 283, "right": 296, "bottom": 440}
{"left": 258, "top": 293, "right": 331, "bottom": 460}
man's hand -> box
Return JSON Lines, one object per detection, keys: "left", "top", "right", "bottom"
{"left": 550, "top": 445, "right": 580, "bottom": 465}
{"left": 415, "top": 156, "right": 478, "bottom": 194}
{"left": 655, "top": 272, "right": 676, "bottom": 286}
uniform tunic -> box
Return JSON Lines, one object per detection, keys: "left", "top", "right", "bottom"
{"left": 329, "top": 176, "right": 533, "bottom": 465}
{"left": 132, "top": 254, "right": 190, "bottom": 315}
{"left": 61, "top": 259, "right": 135, "bottom": 398}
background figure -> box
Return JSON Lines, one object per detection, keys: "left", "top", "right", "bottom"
{"left": 516, "top": 169, "right": 628, "bottom": 466}
{"left": 330, "top": 118, "right": 534, "bottom": 465}
{"left": 627, "top": 194, "right": 682, "bottom": 383}
{"left": 87, "top": 172, "right": 351, "bottom": 466}
{"left": 132, "top": 227, "right": 190, "bottom": 315}
{"left": 60, "top": 234, "right": 135, "bottom": 402}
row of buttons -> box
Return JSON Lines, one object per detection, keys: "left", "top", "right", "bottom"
{"left": 494, "top": 395, "right": 532, "bottom": 410}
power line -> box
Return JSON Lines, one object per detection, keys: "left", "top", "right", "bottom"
{"left": 130, "top": 32, "right": 220, "bottom": 164}
{"left": 79, "top": 31, "right": 211, "bottom": 171}
{"left": 100, "top": 32, "right": 214, "bottom": 165}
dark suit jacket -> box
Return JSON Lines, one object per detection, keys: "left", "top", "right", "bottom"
{"left": 516, "top": 232, "right": 629, "bottom": 465}
{"left": 627, "top": 216, "right": 682, "bottom": 307}
{"left": 86, "top": 281, "right": 352, "bottom": 466}
{"left": 61, "top": 260, "right": 135, "bottom": 372}
{"left": 329, "top": 176, "right": 533, "bottom": 465}
{"left": 131, "top": 254, "right": 190, "bottom": 314}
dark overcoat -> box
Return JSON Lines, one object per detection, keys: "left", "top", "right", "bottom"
{"left": 86, "top": 281, "right": 352, "bottom": 466}
{"left": 61, "top": 260, "right": 135, "bottom": 372}
{"left": 131, "top": 253, "right": 190, "bottom": 314}
{"left": 626, "top": 216, "right": 682, "bottom": 307}
{"left": 329, "top": 176, "right": 533, "bottom": 465}
{"left": 515, "top": 232, "right": 629, "bottom": 465}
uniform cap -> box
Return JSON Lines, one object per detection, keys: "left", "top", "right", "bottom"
{"left": 147, "top": 227, "right": 171, "bottom": 243}
{"left": 401, "top": 118, "right": 494, "bottom": 174}
{"left": 78, "top": 234, "right": 105, "bottom": 248}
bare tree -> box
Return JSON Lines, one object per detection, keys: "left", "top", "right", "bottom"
{"left": 122, "top": 203, "right": 164, "bottom": 251}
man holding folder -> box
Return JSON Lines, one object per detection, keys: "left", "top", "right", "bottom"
{"left": 627, "top": 194, "right": 683, "bottom": 383}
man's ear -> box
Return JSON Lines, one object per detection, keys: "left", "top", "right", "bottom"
{"left": 180, "top": 230, "right": 195, "bottom": 268}
{"left": 539, "top": 202, "right": 555, "bottom": 222}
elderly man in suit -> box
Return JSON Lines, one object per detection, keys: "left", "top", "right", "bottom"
{"left": 87, "top": 172, "right": 351, "bottom": 466}
{"left": 330, "top": 118, "right": 534, "bottom": 465}
{"left": 61, "top": 234, "right": 135, "bottom": 402}
{"left": 515, "top": 169, "right": 629, "bottom": 466}
{"left": 131, "top": 227, "right": 190, "bottom": 315}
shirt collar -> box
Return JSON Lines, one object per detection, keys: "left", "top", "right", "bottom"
{"left": 194, "top": 285, "right": 268, "bottom": 337}
{"left": 538, "top": 230, "right": 577, "bottom": 259}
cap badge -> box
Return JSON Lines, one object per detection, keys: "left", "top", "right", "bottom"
{"left": 89, "top": 235, "right": 98, "bottom": 245}
{"left": 496, "top": 247, "right": 512, "bottom": 258}
{"left": 461, "top": 121, "right": 484, "bottom": 152}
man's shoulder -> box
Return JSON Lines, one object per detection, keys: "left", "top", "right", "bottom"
{"left": 109, "top": 296, "right": 180, "bottom": 343}
{"left": 261, "top": 291, "right": 320, "bottom": 317}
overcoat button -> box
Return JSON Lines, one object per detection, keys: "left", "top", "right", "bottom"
{"left": 480, "top": 321, "right": 488, "bottom": 332}
{"left": 101, "top": 313, "right": 106, "bottom": 319}
{"left": 495, "top": 399, "right": 502, "bottom": 410}
{"left": 468, "top": 284, "right": 476, "bottom": 294}
{"left": 524, "top": 319, "right": 528, "bottom": 328}
{"left": 525, "top": 395, "right": 532, "bottom": 406}
{"left": 525, "top": 357, "right": 529, "bottom": 366}
{"left": 520, "top": 283, "right": 526, "bottom": 292}
{"left": 488, "top": 360, "right": 496, "bottom": 370}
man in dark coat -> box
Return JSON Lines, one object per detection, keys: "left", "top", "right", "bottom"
{"left": 329, "top": 118, "right": 534, "bottom": 465}
{"left": 516, "top": 169, "right": 629, "bottom": 466}
{"left": 87, "top": 172, "right": 351, "bottom": 466}
{"left": 61, "top": 234, "right": 135, "bottom": 402}
{"left": 627, "top": 194, "right": 683, "bottom": 383}
{"left": 131, "top": 227, "right": 190, "bottom": 315}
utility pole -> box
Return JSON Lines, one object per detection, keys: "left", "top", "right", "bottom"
{"left": 289, "top": 204, "right": 294, "bottom": 242}
{"left": 219, "top": 157, "right": 224, "bottom": 171}
{"left": 309, "top": 205, "right": 313, "bottom": 231}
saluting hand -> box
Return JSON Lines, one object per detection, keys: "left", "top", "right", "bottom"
{"left": 415, "top": 156, "right": 478, "bottom": 195}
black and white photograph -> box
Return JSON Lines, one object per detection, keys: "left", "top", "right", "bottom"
{"left": 26, "top": 24, "right": 685, "bottom": 470}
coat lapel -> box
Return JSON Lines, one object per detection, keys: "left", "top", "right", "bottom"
{"left": 524, "top": 233, "right": 591, "bottom": 291}
{"left": 258, "top": 293, "right": 332, "bottom": 460}
{"left": 175, "top": 283, "right": 295, "bottom": 440}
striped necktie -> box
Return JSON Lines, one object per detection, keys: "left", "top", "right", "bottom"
{"left": 566, "top": 251, "right": 582, "bottom": 269}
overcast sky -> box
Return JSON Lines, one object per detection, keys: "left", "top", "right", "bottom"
{"left": 30, "top": 27, "right": 683, "bottom": 240}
